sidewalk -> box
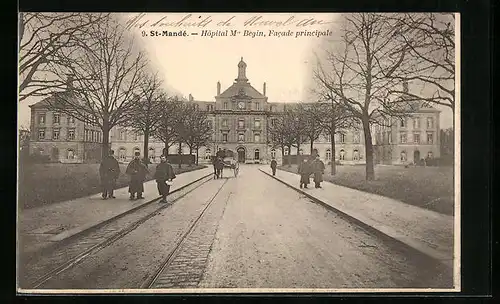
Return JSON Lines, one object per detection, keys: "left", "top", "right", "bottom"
{"left": 259, "top": 166, "right": 455, "bottom": 268}
{"left": 19, "top": 167, "right": 213, "bottom": 254}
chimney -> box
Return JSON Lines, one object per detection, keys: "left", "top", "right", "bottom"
{"left": 263, "top": 82, "right": 266, "bottom": 96}
{"left": 188, "top": 94, "right": 193, "bottom": 101}
{"left": 217, "top": 81, "right": 221, "bottom": 96}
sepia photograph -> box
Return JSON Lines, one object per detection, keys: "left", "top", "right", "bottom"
{"left": 17, "top": 12, "right": 460, "bottom": 293}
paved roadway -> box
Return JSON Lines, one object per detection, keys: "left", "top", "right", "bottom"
{"left": 32, "top": 165, "right": 451, "bottom": 290}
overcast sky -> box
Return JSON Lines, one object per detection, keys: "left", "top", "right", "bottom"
{"left": 18, "top": 13, "right": 455, "bottom": 129}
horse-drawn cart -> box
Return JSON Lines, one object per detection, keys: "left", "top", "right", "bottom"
{"left": 213, "top": 149, "right": 239, "bottom": 178}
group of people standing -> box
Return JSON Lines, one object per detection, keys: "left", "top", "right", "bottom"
{"left": 98, "top": 150, "right": 176, "bottom": 204}
{"left": 298, "top": 155, "right": 326, "bottom": 189}
{"left": 269, "top": 154, "right": 325, "bottom": 189}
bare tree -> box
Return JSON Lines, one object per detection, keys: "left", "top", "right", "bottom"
{"left": 315, "top": 97, "right": 355, "bottom": 175}
{"left": 18, "top": 13, "right": 106, "bottom": 102}
{"left": 314, "top": 13, "right": 412, "bottom": 180}
{"left": 390, "top": 13, "right": 455, "bottom": 114}
{"left": 173, "top": 102, "right": 197, "bottom": 168}
{"left": 123, "top": 72, "right": 165, "bottom": 164}
{"left": 45, "top": 15, "right": 148, "bottom": 160}
{"left": 296, "top": 103, "right": 325, "bottom": 154}
{"left": 183, "top": 108, "right": 213, "bottom": 166}
{"left": 156, "top": 96, "right": 183, "bottom": 159}
{"left": 267, "top": 115, "right": 289, "bottom": 163}
{"left": 268, "top": 108, "right": 307, "bottom": 167}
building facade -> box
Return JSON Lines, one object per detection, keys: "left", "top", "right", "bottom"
{"left": 27, "top": 58, "right": 441, "bottom": 166}
{"left": 29, "top": 94, "right": 103, "bottom": 163}
{"left": 373, "top": 105, "right": 441, "bottom": 165}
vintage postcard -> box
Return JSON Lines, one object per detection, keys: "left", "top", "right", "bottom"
{"left": 17, "top": 12, "right": 460, "bottom": 293}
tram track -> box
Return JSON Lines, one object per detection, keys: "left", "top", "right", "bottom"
{"left": 24, "top": 173, "right": 215, "bottom": 289}
{"left": 142, "top": 178, "right": 230, "bottom": 289}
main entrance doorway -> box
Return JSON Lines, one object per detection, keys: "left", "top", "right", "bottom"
{"left": 413, "top": 150, "right": 420, "bottom": 164}
{"left": 237, "top": 147, "right": 246, "bottom": 163}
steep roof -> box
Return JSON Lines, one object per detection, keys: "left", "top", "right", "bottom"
{"left": 218, "top": 82, "right": 266, "bottom": 99}
{"left": 29, "top": 91, "right": 75, "bottom": 109}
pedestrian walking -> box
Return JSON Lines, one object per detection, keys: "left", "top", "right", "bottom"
{"left": 154, "top": 155, "right": 176, "bottom": 203}
{"left": 99, "top": 150, "right": 120, "bottom": 200}
{"left": 270, "top": 158, "right": 277, "bottom": 176}
{"left": 298, "top": 158, "right": 311, "bottom": 189}
{"left": 312, "top": 155, "right": 325, "bottom": 188}
{"left": 126, "top": 152, "right": 149, "bottom": 200}
{"left": 212, "top": 156, "right": 218, "bottom": 179}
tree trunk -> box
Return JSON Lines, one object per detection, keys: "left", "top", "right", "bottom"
{"left": 310, "top": 138, "right": 314, "bottom": 155}
{"left": 280, "top": 144, "right": 285, "bottom": 166}
{"left": 362, "top": 117, "right": 375, "bottom": 180}
{"left": 163, "top": 144, "right": 168, "bottom": 160}
{"left": 143, "top": 128, "right": 149, "bottom": 164}
{"left": 178, "top": 141, "right": 182, "bottom": 169}
{"left": 196, "top": 147, "right": 199, "bottom": 165}
{"left": 189, "top": 146, "right": 193, "bottom": 166}
{"left": 330, "top": 127, "right": 336, "bottom": 176}
{"left": 287, "top": 145, "right": 292, "bottom": 168}
{"left": 101, "top": 121, "right": 110, "bottom": 161}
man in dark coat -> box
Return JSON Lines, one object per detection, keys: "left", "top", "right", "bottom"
{"left": 216, "top": 148, "right": 225, "bottom": 159}
{"left": 298, "top": 158, "right": 311, "bottom": 189}
{"left": 270, "top": 158, "right": 278, "bottom": 176}
{"left": 154, "top": 155, "right": 176, "bottom": 203}
{"left": 99, "top": 150, "right": 120, "bottom": 199}
{"left": 126, "top": 152, "right": 149, "bottom": 200}
{"left": 312, "top": 155, "right": 325, "bottom": 188}
{"left": 212, "top": 156, "right": 218, "bottom": 179}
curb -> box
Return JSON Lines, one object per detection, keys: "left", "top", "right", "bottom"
{"left": 259, "top": 168, "right": 453, "bottom": 269}
{"left": 48, "top": 172, "right": 214, "bottom": 244}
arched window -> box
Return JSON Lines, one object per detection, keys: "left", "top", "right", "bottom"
{"left": 119, "top": 148, "right": 127, "bottom": 161}
{"left": 270, "top": 149, "right": 276, "bottom": 159}
{"left": 205, "top": 149, "right": 212, "bottom": 160}
{"left": 133, "top": 147, "right": 140, "bottom": 156}
{"left": 353, "top": 149, "right": 360, "bottom": 161}
{"left": 339, "top": 149, "right": 345, "bottom": 160}
{"left": 400, "top": 151, "right": 407, "bottom": 162}
{"left": 254, "top": 149, "right": 260, "bottom": 160}
{"left": 326, "top": 149, "right": 331, "bottom": 161}
{"left": 427, "top": 151, "right": 433, "bottom": 158}
{"left": 67, "top": 149, "right": 75, "bottom": 159}
{"left": 284, "top": 147, "right": 289, "bottom": 156}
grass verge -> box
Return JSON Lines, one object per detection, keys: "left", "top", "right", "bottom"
{"left": 278, "top": 164, "right": 454, "bottom": 216}
{"left": 18, "top": 163, "right": 207, "bottom": 209}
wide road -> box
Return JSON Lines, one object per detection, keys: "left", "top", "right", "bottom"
{"left": 33, "top": 165, "right": 451, "bottom": 290}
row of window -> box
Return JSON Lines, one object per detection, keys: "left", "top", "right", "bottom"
{"left": 271, "top": 148, "right": 362, "bottom": 161}
{"left": 38, "top": 127, "right": 76, "bottom": 140}
{"left": 37, "top": 113, "right": 76, "bottom": 125}
{"left": 399, "top": 132, "right": 434, "bottom": 144}
{"left": 222, "top": 102, "right": 263, "bottom": 110}
{"left": 220, "top": 118, "right": 262, "bottom": 129}
{"left": 400, "top": 151, "right": 434, "bottom": 162}
{"left": 220, "top": 133, "right": 261, "bottom": 143}
{"left": 84, "top": 129, "right": 102, "bottom": 143}
{"left": 398, "top": 117, "right": 435, "bottom": 129}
